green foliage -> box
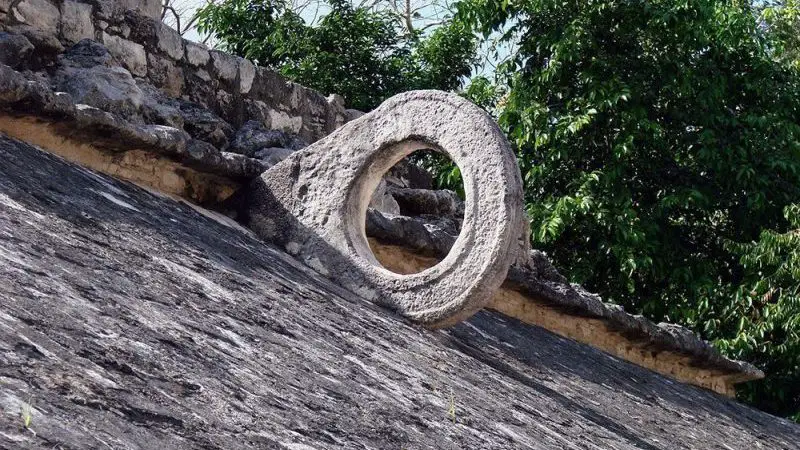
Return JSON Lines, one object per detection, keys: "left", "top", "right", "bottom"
{"left": 411, "top": 76, "right": 504, "bottom": 197}
{"left": 762, "top": 0, "right": 800, "bottom": 70}
{"left": 20, "top": 396, "right": 33, "bottom": 431}
{"left": 462, "top": 75, "right": 504, "bottom": 115}
{"left": 197, "top": 0, "right": 477, "bottom": 111}
{"left": 455, "top": 0, "right": 800, "bottom": 419}
{"left": 415, "top": 150, "right": 464, "bottom": 198}
{"left": 715, "top": 205, "right": 800, "bottom": 421}
{"left": 195, "top": 0, "right": 305, "bottom": 66}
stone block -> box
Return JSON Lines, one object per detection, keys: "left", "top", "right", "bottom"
{"left": 106, "top": 23, "right": 130, "bottom": 38}
{"left": 60, "top": 1, "right": 94, "bottom": 43}
{"left": 138, "top": 81, "right": 184, "bottom": 129}
{"left": 268, "top": 109, "right": 302, "bottom": 134}
{"left": 185, "top": 41, "right": 209, "bottom": 67}
{"left": 156, "top": 22, "right": 183, "bottom": 61}
{"left": 91, "top": 0, "right": 159, "bottom": 22}
{"left": 368, "top": 179, "right": 401, "bottom": 215}
{"left": 238, "top": 57, "right": 255, "bottom": 94}
{"left": 11, "top": 0, "right": 60, "bottom": 34}
{"left": 253, "top": 146, "right": 295, "bottom": 169}
{"left": 210, "top": 50, "right": 237, "bottom": 83}
{"left": 345, "top": 109, "right": 365, "bottom": 121}
{"left": 59, "top": 65, "right": 144, "bottom": 119}
{"left": 243, "top": 99, "right": 270, "bottom": 127}
{"left": 5, "top": 23, "right": 64, "bottom": 65}
{"left": 0, "top": 32, "right": 34, "bottom": 69}
{"left": 194, "top": 68, "right": 211, "bottom": 82}
{"left": 59, "top": 39, "right": 114, "bottom": 69}
{"left": 0, "top": 0, "right": 10, "bottom": 13}
{"left": 230, "top": 120, "right": 305, "bottom": 157}
{"left": 139, "top": 0, "right": 162, "bottom": 20}
{"left": 102, "top": 32, "right": 146, "bottom": 77}
{"left": 248, "top": 66, "right": 289, "bottom": 104}
{"left": 147, "top": 52, "right": 184, "bottom": 98}
{"left": 178, "top": 101, "right": 234, "bottom": 149}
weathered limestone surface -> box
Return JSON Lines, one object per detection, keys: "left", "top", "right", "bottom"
{"left": 59, "top": 0, "right": 94, "bottom": 43}
{"left": 247, "top": 91, "right": 527, "bottom": 327}
{"left": 2, "top": 135, "right": 799, "bottom": 449}
{"left": 10, "top": 0, "right": 60, "bottom": 34}
{"left": 184, "top": 41, "right": 209, "bottom": 67}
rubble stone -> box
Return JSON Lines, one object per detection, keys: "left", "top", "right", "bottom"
{"left": 345, "top": 108, "right": 365, "bottom": 121}
{"left": 58, "top": 64, "right": 144, "bottom": 119}
{"left": 253, "top": 146, "right": 295, "bottom": 169}
{"left": 60, "top": 0, "right": 94, "bottom": 43}
{"left": 0, "top": 1, "right": 351, "bottom": 143}
{"left": 390, "top": 187, "right": 464, "bottom": 218}
{"left": 102, "top": 32, "right": 146, "bottom": 77}
{"left": 230, "top": 120, "right": 306, "bottom": 157}
{"left": 369, "top": 179, "right": 401, "bottom": 215}
{"left": 8, "top": 24, "right": 64, "bottom": 65}
{"left": 60, "top": 38, "right": 115, "bottom": 68}
{"left": 0, "top": 31, "right": 33, "bottom": 68}
{"left": 184, "top": 40, "right": 210, "bottom": 67}
{"left": 178, "top": 100, "right": 234, "bottom": 149}
{"left": 138, "top": 80, "right": 184, "bottom": 128}
{"left": 146, "top": 52, "right": 183, "bottom": 97}
{"left": 114, "top": 0, "right": 161, "bottom": 20}
{"left": 239, "top": 57, "right": 255, "bottom": 94}
{"left": 155, "top": 21, "right": 183, "bottom": 61}
{"left": 11, "top": 0, "right": 60, "bottom": 34}
{"left": 210, "top": 50, "right": 237, "bottom": 83}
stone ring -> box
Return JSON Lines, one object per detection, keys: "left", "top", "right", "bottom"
{"left": 248, "top": 90, "right": 526, "bottom": 328}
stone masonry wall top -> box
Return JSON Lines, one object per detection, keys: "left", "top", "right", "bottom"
{"left": 0, "top": 0, "right": 349, "bottom": 144}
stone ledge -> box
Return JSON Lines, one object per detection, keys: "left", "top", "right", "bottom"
{"left": 366, "top": 217, "right": 764, "bottom": 397}
{"left": 0, "top": 115, "right": 240, "bottom": 204}
{"left": 0, "top": 63, "right": 265, "bottom": 202}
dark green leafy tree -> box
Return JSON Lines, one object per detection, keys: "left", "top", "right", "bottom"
{"left": 762, "top": 0, "right": 800, "bottom": 69}
{"left": 715, "top": 205, "right": 800, "bottom": 421}
{"left": 197, "top": 0, "right": 477, "bottom": 110}
{"left": 454, "top": 0, "right": 800, "bottom": 418}
{"left": 195, "top": 0, "right": 305, "bottom": 66}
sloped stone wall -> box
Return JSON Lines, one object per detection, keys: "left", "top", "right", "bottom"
{"left": 0, "top": 0, "right": 766, "bottom": 398}
{"left": 0, "top": 0, "right": 349, "bottom": 143}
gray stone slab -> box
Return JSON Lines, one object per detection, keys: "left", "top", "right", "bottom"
{"left": 0, "top": 134, "right": 798, "bottom": 449}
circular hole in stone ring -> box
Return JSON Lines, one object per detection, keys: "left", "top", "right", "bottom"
{"left": 360, "top": 146, "right": 465, "bottom": 275}
{"left": 343, "top": 138, "right": 477, "bottom": 283}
